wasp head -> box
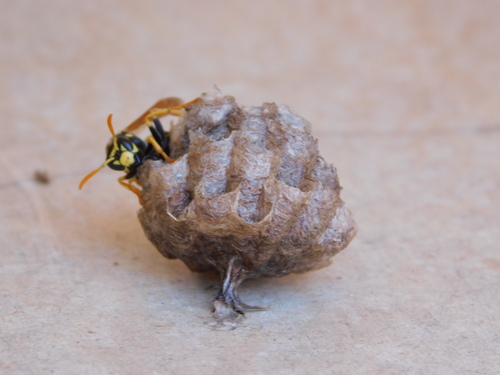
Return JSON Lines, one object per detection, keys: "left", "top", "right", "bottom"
{"left": 79, "top": 114, "right": 147, "bottom": 190}
{"left": 105, "top": 132, "right": 147, "bottom": 173}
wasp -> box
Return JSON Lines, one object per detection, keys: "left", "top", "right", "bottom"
{"left": 79, "top": 97, "right": 201, "bottom": 204}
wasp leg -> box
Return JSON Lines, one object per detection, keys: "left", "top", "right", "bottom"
{"left": 150, "top": 118, "right": 169, "bottom": 152}
{"left": 144, "top": 97, "right": 201, "bottom": 126}
{"left": 118, "top": 176, "right": 143, "bottom": 205}
{"left": 125, "top": 97, "right": 201, "bottom": 133}
{"left": 124, "top": 97, "right": 184, "bottom": 132}
{"left": 146, "top": 135, "right": 175, "bottom": 163}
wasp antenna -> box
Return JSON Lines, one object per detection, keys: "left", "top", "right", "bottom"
{"left": 79, "top": 158, "right": 114, "bottom": 190}
{"left": 107, "top": 114, "right": 116, "bottom": 136}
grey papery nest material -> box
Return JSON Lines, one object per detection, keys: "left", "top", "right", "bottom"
{"left": 137, "top": 92, "right": 357, "bottom": 319}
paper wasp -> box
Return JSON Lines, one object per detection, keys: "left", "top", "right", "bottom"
{"left": 79, "top": 97, "right": 200, "bottom": 203}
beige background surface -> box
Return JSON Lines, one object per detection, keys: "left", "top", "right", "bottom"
{"left": 1, "top": 1, "right": 499, "bottom": 374}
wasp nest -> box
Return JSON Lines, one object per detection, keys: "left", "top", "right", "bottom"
{"left": 137, "top": 92, "right": 357, "bottom": 319}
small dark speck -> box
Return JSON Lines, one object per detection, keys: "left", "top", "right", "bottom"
{"left": 205, "top": 284, "right": 220, "bottom": 291}
{"left": 113, "top": 262, "right": 119, "bottom": 266}
{"left": 34, "top": 170, "right": 50, "bottom": 184}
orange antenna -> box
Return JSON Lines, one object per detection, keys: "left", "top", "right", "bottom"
{"left": 79, "top": 158, "right": 114, "bottom": 190}
{"left": 107, "top": 114, "right": 116, "bottom": 136}
{"left": 79, "top": 114, "right": 118, "bottom": 190}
